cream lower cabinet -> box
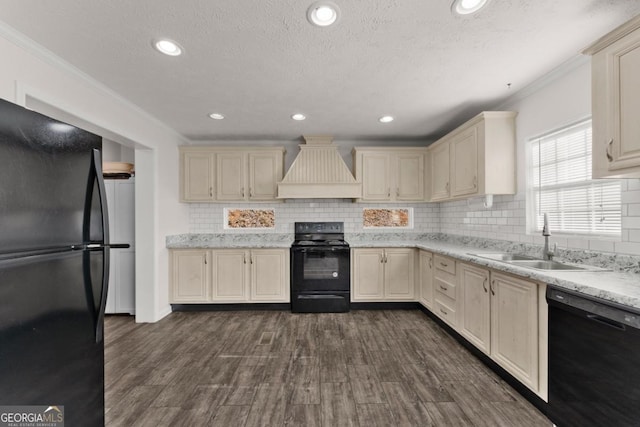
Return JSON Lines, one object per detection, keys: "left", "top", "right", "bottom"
{"left": 490, "top": 271, "right": 539, "bottom": 392}
{"left": 458, "top": 263, "right": 491, "bottom": 355}
{"left": 171, "top": 250, "right": 210, "bottom": 302}
{"left": 418, "top": 250, "right": 434, "bottom": 309}
{"left": 351, "top": 248, "right": 415, "bottom": 301}
{"left": 170, "top": 248, "right": 289, "bottom": 303}
{"left": 457, "top": 265, "right": 540, "bottom": 394}
{"left": 432, "top": 255, "right": 457, "bottom": 326}
{"left": 585, "top": 15, "right": 640, "bottom": 178}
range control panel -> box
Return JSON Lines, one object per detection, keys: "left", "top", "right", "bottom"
{"left": 294, "top": 222, "right": 344, "bottom": 234}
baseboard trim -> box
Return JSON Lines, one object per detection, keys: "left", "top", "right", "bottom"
{"left": 171, "top": 303, "right": 291, "bottom": 312}
{"left": 350, "top": 302, "right": 421, "bottom": 310}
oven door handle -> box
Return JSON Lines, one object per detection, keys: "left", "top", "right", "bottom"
{"left": 292, "top": 247, "right": 350, "bottom": 253}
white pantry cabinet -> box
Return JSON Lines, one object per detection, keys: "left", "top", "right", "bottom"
{"left": 351, "top": 248, "right": 415, "bottom": 301}
{"left": 585, "top": 15, "right": 640, "bottom": 178}
{"left": 104, "top": 179, "right": 135, "bottom": 314}
{"left": 428, "top": 111, "right": 517, "bottom": 202}
{"left": 179, "top": 146, "right": 285, "bottom": 202}
{"left": 170, "top": 248, "right": 289, "bottom": 303}
{"left": 353, "top": 147, "right": 427, "bottom": 202}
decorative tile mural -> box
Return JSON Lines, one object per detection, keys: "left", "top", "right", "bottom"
{"left": 226, "top": 209, "right": 275, "bottom": 229}
{"left": 363, "top": 208, "right": 411, "bottom": 228}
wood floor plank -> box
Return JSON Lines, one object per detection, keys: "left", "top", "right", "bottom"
{"left": 244, "top": 383, "right": 287, "bottom": 427}
{"left": 209, "top": 405, "right": 250, "bottom": 427}
{"left": 284, "top": 404, "right": 323, "bottom": 427}
{"left": 320, "top": 382, "right": 359, "bottom": 427}
{"left": 105, "top": 310, "right": 552, "bottom": 427}
{"left": 355, "top": 403, "right": 396, "bottom": 427}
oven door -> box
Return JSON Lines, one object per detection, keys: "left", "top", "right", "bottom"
{"left": 291, "top": 246, "right": 350, "bottom": 292}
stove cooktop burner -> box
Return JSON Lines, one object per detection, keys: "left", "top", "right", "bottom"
{"left": 293, "top": 239, "right": 349, "bottom": 247}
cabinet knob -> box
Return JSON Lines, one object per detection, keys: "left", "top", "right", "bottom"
{"left": 445, "top": 182, "right": 449, "bottom": 192}
{"left": 209, "top": 187, "right": 213, "bottom": 197}
{"left": 241, "top": 187, "right": 245, "bottom": 198}
{"left": 203, "top": 254, "right": 207, "bottom": 265}
{"left": 387, "top": 188, "right": 391, "bottom": 198}
{"left": 473, "top": 176, "right": 477, "bottom": 189}
{"left": 249, "top": 187, "right": 253, "bottom": 198}
{"left": 606, "top": 139, "right": 614, "bottom": 162}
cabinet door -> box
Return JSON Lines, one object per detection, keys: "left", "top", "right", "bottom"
{"left": 351, "top": 249, "right": 385, "bottom": 301}
{"left": 249, "top": 152, "right": 281, "bottom": 201}
{"left": 183, "top": 152, "right": 215, "bottom": 201}
{"left": 211, "top": 250, "right": 248, "bottom": 301}
{"left": 384, "top": 248, "right": 415, "bottom": 299}
{"left": 114, "top": 249, "right": 136, "bottom": 314}
{"left": 430, "top": 142, "right": 450, "bottom": 201}
{"left": 451, "top": 126, "right": 479, "bottom": 198}
{"left": 459, "top": 263, "right": 490, "bottom": 355}
{"left": 113, "top": 180, "right": 135, "bottom": 244}
{"left": 593, "top": 29, "right": 640, "bottom": 178}
{"left": 490, "top": 272, "right": 539, "bottom": 392}
{"left": 418, "top": 251, "right": 433, "bottom": 308}
{"left": 361, "top": 152, "right": 391, "bottom": 201}
{"left": 171, "top": 250, "right": 210, "bottom": 302}
{"left": 395, "top": 153, "right": 425, "bottom": 201}
{"left": 250, "top": 249, "right": 289, "bottom": 302}
{"left": 216, "top": 152, "right": 246, "bottom": 200}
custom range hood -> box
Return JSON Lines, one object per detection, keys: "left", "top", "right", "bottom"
{"left": 278, "top": 136, "right": 362, "bottom": 199}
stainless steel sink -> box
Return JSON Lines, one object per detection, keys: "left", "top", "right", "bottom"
{"left": 509, "top": 260, "right": 587, "bottom": 271}
{"left": 469, "top": 253, "right": 538, "bottom": 261}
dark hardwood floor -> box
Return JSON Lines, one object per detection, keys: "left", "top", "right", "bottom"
{"left": 104, "top": 310, "right": 552, "bottom": 426}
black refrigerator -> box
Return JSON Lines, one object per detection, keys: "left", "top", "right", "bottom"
{"left": 0, "top": 98, "right": 122, "bottom": 426}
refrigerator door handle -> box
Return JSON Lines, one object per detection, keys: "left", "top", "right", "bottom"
{"left": 90, "top": 149, "right": 110, "bottom": 343}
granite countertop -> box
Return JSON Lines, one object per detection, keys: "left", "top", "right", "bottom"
{"left": 166, "top": 233, "right": 293, "bottom": 248}
{"left": 166, "top": 232, "right": 640, "bottom": 311}
{"left": 347, "top": 233, "right": 640, "bottom": 312}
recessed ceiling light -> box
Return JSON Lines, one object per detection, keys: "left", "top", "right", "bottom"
{"left": 307, "top": 1, "right": 340, "bottom": 27}
{"left": 154, "top": 39, "right": 183, "bottom": 56}
{"left": 451, "top": 0, "right": 490, "bottom": 15}
{"left": 291, "top": 113, "right": 307, "bottom": 121}
{"left": 209, "top": 113, "right": 225, "bottom": 120}
{"left": 379, "top": 116, "right": 394, "bottom": 123}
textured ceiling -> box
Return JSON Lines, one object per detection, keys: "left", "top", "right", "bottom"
{"left": 1, "top": 0, "right": 639, "bottom": 142}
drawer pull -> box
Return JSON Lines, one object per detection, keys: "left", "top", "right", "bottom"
{"left": 428, "top": 258, "right": 432, "bottom": 269}
{"left": 490, "top": 280, "right": 496, "bottom": 296}
{"left": 440, "top": 308, "right": 448, "bottom": 315}
{"left": 482, "top": 278, "right": 488, "bottom": 293}
{"left": 203, "top": 254, "right": 207, "bottom": 265}
{"left": 440, "top": 262, "right": 448, "bottom": 267}
{"left": 439, "top": 285, "right": 448, "bottom": 291}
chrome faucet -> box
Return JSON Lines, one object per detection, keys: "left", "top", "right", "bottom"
{"left": 542, "top": 213, "right": 557, "bottom": 260}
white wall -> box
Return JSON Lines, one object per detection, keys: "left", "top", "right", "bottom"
{"left": 0, "top": 25, "right": 189, "bottom": 322}
{"left": 439, "top": 57, "right": 640, "bottom": 255}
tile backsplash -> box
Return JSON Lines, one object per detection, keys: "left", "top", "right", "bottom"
{"left": 188, "top": 179, "right": 640, "bottom": 255}
{"left": 189, "top": 199, "right": 439, "bottom": 234}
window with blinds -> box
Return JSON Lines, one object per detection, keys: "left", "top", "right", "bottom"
{"left": 530, "top": 119, "right": 621, "bottom": 236}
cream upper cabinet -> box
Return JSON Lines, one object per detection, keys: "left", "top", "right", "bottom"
{"left": 216, "top": 152, "right": 246, "bottom": 201}
{"left": 170, "top": 250, "right": 210, "bottom": 302}
{"left": 585, "top": 15, "right": 640, "bottom": 178}
{"left": 450, "top": 126, "right": 479, "bottom": 198}
{"left": 179, "top": 146, "right": 285, "bottom": 202}
{"left": 490, "top": 271, "right": 539, "bottom": 392}
{"left": 430, "top": 141, "right": 451, "bottom": 201}
{"left": 351, "top": 248, "right": 415, "bottom": 301}
{"left": 418, "top": 250, "right": 434, "bottom": 309}
{"left": 458, "top": 263, "right": 491, "bottom": 355}
{"left": 169, "top": 248, "right": 289, "bottom": 303}
{"left": 353, "top": 147, "right": 427, "bottom": 202}
{"left": 181, "top": 151, "right": 215, "bottom": 201}
{"left": 428, "top": 111, "right": 517, "bottom": 202}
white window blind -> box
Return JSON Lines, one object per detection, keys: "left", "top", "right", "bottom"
{"left": 531, "top": 119, "right": 621, "bottom": 236}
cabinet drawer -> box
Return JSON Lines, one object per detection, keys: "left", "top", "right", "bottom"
{"left": 434, "top": 276, "right": 456, "bottom": 300}
{"left": 434, "top": 298, "right": 456, "bottom": 326}
{"left": 434, "top": 255, "right": 455, "bottom": 275}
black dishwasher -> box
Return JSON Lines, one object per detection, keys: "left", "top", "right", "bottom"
{"left": 546, "top": 286, "right": 640, "bottom": 427}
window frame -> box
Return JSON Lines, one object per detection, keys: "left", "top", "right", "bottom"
{"left": 527, "top": 118, "right": 622, "bottom": 238}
